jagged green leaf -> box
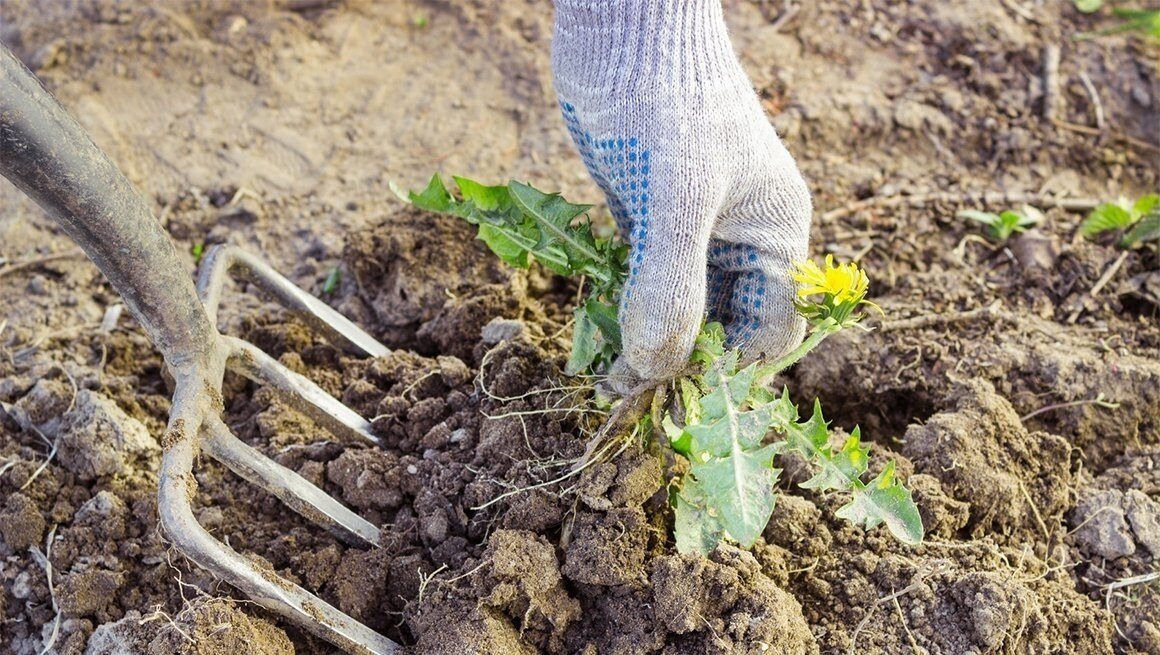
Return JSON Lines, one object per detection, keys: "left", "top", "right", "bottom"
{"left": 508, "top": 181, "right": 601, "bottom": 272}
{"left": 779, "top": 398, "right": 831, "bottom": 459}
{"left": 835, "top": 461, "right": 924, "bottom": 545}
{"left": 800, "top": 427, "right": 871, "bottom": 491}
{"left": 673, "top": 482, "right": 724, "bottom": 555}
{"left": 453, "top": 176, "right": 511, "bottom": 211}
{"left": 1122, "top": 213, "right": 1160, "bottom": 247}
{"left": 408, "top": 174, "right": 455, "bottom": 213}
{"left": 476, "top": 224, "right": 531, "bottom": 268}
{"left": 1082, "top": 202, "right": 1134, "bottom": 238}
{"left": 689, "top": 444, "right": 780, "bottom": 546}
{"left": 566, "top": 306, "right": 599, "bottom": 376}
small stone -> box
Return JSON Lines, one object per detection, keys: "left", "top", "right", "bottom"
{"left": 26, "top": 274, "right": 49, "bottom": 296}
{"left": 1072, "top": 490, "right": 1135, "bottom": 560}
{"left": 480, "top": 318, "right": 527, "bottom": 345}
{"left": 1125, "top": 490, "right": 1160, "bottom": 558}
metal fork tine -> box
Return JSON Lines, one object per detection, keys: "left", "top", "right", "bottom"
{"left": 160, "top": 406, "right": 397, "bottom": 655}
{"left": 224, "top": 336, "right": 379, "bottom": 446}
{"left": 198, "top": 245, "right": 389, "bottom": 358}
{"left": 202, "top": 415, "right": 380, "bottom": 548}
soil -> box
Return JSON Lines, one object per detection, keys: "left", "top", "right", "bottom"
{"left": 1, "top": 1, "right": 1158, "bottom": 655}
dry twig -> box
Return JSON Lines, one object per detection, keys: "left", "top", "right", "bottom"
{"left": 0, "top": 249, "right": 85, "bottom": 280}
{"left": 822, "top": 191, "right": 1100, "bottom": 223}
{"left": 1042, "top": 44, "right": 1061, "bottom": 122}
{"left": 878, "top": 300, "right": 1004, "bottom": 333}
{"left": 770, "top": 1, "right": 800, "bottom": 32}
{"left": 1078, "top": 70, "right": 1106, "bottom": 131}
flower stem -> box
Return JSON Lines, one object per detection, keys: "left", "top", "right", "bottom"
{"left": 755, "top": 317, "right": 841, "bottom": 384}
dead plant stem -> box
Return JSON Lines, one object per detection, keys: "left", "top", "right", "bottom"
{"left": 822, "top": 191, "right": 1100, "bottom": 223}
{"left": 0, "top": 249, "right": 85, "bottom": 280}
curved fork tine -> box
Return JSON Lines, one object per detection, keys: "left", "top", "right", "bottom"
{"left": 197, "top": 245, "right": 389, "bottom": 358}
{"left": 224, "top": 336, "right": 379, "bottom": 446}
{"left": 159, "top": 413, "right": 399, "bottom": 655}
{"left": 202, "top": 415, "right": 380, "bottom": 548}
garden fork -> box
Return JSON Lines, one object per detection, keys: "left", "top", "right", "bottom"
{"left": 0, "top": 45, "right": 399, "bottom": 654}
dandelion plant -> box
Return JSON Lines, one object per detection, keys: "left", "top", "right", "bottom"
{"left": 401, "top": 175, "right": 924, "bottom": 555}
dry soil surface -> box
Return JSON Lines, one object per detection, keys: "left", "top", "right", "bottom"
{"left": 1, "top": 1, "right": 1158, "bottom": 654}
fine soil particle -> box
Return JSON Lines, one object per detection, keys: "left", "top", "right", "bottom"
{"left": 0, "top": 1, "right": 1157, "bottom": 655}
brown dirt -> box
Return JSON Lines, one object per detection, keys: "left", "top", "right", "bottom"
{"left": 1, "top": 1, "right": 1158, "bottom": 655}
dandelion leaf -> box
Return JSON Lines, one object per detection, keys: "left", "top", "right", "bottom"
{"left": 801, "top": 428, "right": 870, "bottom": 492}
{"left": 677, "top": 363, "right": 782, "bottom": 547}
{"left": 508, "top": 181, "right": 598, "bottom": 273}
{"left": 453, "top": 176, "right": 511, "bottom": 212}
{"left": 566, "top": 306, "right": 599, "bottom": 375}
{"left": 835, "top": 461, "right": 924, "bottom": 545}
{"left": 408, "top": 174, "right": 455, "bottom": 213}
{"left": 781, "top": 398, "right": 831, "bottom": 460}
{"left": 689, "top": 445, "right": 780, "bottom": 547}
{"left": 673, "top": 482, "right": 724, "bottom": 555}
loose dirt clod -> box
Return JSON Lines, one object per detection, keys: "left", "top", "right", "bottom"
{"left": 0, "top": 0, "right": 1157, "bottom": 654}
{"left": 57, "top": 390, "right": 160, "bottom": 481}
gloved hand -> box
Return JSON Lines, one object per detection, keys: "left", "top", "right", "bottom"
{"left": 552, "top": 0, "right": 813, "bottom": 381}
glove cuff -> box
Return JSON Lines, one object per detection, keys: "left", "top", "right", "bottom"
{"left": 552, "top": 0, "right": 748, "bottom": 105}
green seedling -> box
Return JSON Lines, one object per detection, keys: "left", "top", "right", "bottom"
{"left": 1073, "top": 2, "right": 1160, "bottom": 41}
{"left": 958, "top": 206, "right": 1043, "bottom": 242}
{"left": 323, "top": 266, "right": 341, "bottom": 296}
{"left": 191, "top": 242, "right": 206, "bottom": 265}
{"left": 401, "top": 176, "right": 923, "bottom": 555}
{"left": 1080, "top": 194, "right": 1160, "bottom": 249}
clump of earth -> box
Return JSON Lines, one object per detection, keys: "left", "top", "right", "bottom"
{"left": 1, "top": 1, "right": 1157, "bottom": 654}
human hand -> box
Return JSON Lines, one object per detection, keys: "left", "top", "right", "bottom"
{"left": 552, "top": 0, "right": 812, "bottom": 380}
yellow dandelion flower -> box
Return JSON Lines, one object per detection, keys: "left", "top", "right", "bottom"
{"left": 792, "top": 255, "right": 869, "bottom": 304}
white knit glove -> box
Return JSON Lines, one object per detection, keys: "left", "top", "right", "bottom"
{"left": 553, "top": 0, "right": 812, "bottom": 381}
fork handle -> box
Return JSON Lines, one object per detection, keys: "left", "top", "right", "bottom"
{"left": 0, "top": 44, "right": 215, "bottom": 364}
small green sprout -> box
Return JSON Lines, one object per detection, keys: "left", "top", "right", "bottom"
{"left": 1073, "top": 2, "right": 1160, "bottom": 41}
{"left": 323, "top": 267, "right": 341, "bottom": 296}
{"left": 957, "top": 206, "right": 1044, "bottom": 242}
{"left": 191, "top": 242, "right": 206, "bottom": 265}
{"left": 411, "top": 13, "right": 429, "bottom": 28}
{"left": 1080, "top": 194, "right": 1160, "bottom": 249}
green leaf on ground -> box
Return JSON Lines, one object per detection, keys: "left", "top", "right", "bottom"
{"left": 1081, "top": 202, "right": 1134, "bottom": 238}
{"left": 399, "top": 175, "right": 627, "bottom": 374}
{"left": 835, "top": 461, "right": 925, "bottom": 545}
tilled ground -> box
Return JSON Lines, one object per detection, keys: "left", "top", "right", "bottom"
{"left": 1, "top": 1, "right": 1158, "bottom": 654}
